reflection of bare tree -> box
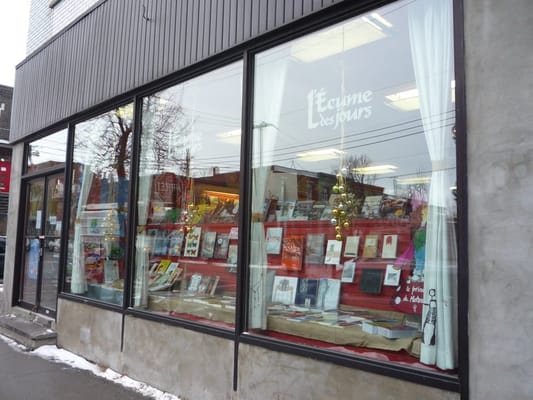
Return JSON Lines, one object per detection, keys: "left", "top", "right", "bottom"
{"left": 345, "top": 154, "right": 375, "bottom": 185}
{"left": 142, "top": 96, "right": 192, "bottom": 176}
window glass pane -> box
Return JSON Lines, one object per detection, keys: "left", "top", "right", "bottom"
{"left": 132, "top": 62, "right": 243, "bottom": 330}
{"left": 64, "top": 104, "right": 133, "bottom": 305}
{"left": 27, "top": 128, "right": 67, "bottom": 173}
{"left": 248, "top": 0, "right": 457, "bottom": 374}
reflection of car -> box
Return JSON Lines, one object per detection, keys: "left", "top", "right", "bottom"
{"left": 0, "top": 235, "right": 6, "bottom": 282}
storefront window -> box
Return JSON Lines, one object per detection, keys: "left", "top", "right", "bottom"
{"left": 132, "top": 62, "right": 243, "bottom": 329}
{"left": 27, "top": 128, "right": 68, "bottom": 174}
{"left": 64, "top": 105, "right": 133, "bottom": 305}
{"left": 247, "top": 0, "right": 457, "bottom": 373}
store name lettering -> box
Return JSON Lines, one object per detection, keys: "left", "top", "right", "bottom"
{"left": 307, "top": 88, "right": 373, "bottom": 130}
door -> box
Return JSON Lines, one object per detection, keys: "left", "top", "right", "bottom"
{"left": 20, "top": 173, "right": 64, "bottom": 316}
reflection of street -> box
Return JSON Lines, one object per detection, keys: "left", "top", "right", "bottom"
{"left": 41, "top": 247, "right": 59, "bottom": 311}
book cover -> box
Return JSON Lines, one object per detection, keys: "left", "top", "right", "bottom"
{"left": 200, "top": 231, "right": 217, "bottom": 258}
{"left": 359, "top": 268, "right": 384, "bottom": 294}
{"left": 281, "top": 235, "right": 304, "bottom": 271}
{"left": 362, "top": 234, "right": 379, "bottom": 258}
{"left": 184, "top": 227, "right": 202, "bottom": 257}
{"left": 229, "top": 227, "right": 239, "bottom": 240}
{"left": 316, "top": 278, "right": 341, "bottom": 310}
{"left": 280, "top": 200, "right": 296, "bottom": 220}
{"left": 304, "top": 233, "right": 326, "bottom": 264}
{"left": 227, "top": 244, "right": 238, "bottom": 272}
{"left": 265, "top": 227, "right": 283, "bottom": 255}
{"left": 207, "top": 275, "right": 220, "bottom": 296}
{"left": 271, "top": 276, "right": 298, "bottom": 305}
{"left": 213, "top": 233, "right": 230, "bottom": 259}
{"left": 292, "top": 200, "right": 314, "bottom": 220}
{"left": 308, "top": 201, "right": 327, "bottom": 220}
{"left": 153, "top": 229, "right": 170, "bottom": 255}
{"left": 155, "top": 259, "right": 172, "bottom": 274}
{"left": 383, "top": 264, "right": 401, "bottom": 286}
{"left": 341, "top": 261, "right": 356, "bottom": 283}
{"left": 294, "top": 278, "right": 319, "bottom": 307}
{"left": 362, "top": 195, "right": 383, "bottom": 218}
{"left": 187, "top": 273, "right": 203, "bottom": 294}
{"left": 168, "top": 230, "right": 184, "bottom": 256}
{"left": 197, "top": 275, "right": 214, "bottom": 295}
{"left": 344, "top": 236, "right": 360, "bottom": 257}
{"left": 324, "top": 239, "right": 342, "bottom": 265}
{"left": 381, "top": 234, "right": 398, "bottom": 259}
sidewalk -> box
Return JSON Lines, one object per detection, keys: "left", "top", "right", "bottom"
{"left": 0, "top": 335, "right": 155, "bottom": 400}
{"left": 0, "top": 284, "right": 179, "bottom": 400}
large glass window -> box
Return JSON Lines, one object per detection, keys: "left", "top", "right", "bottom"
{"left": 247, "top": 0, "right": 457, "bottom": 373}
{"left": 64, "top": 105, "right": 133, "bottom": 305}
{"left": 132, "top": 62, "right": 243, "bottom": 329}
{"left": 27, "top": 128, "right": 68, "bottom": 174}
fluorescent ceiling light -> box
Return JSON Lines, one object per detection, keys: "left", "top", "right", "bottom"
{"left": 385, "top": 80, "right": 456, "bottom": 112}
{"left": 217, "top": 129, "right": 241, "bottom": 145}
{"left": 291, "top": 15, "right": 391, "bottom": 62}
{"left": 396, "top": 176, "right": 431, "bottom": 185}
{"left": 352, "top": 164, "right": 397, "bottom": 175}
{"left": 297, "top": 148, "right": 344, "bottom": 161}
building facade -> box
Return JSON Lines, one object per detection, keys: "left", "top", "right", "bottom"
{"left": 3, "top": 0, "right": 532, "bottom": 399}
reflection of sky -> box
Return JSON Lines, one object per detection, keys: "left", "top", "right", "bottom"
{"left": 28, "top": 129, "right": 68, "bottom": 165}
{"left": 254, "top": 0, "right": 456, "bottom": 197}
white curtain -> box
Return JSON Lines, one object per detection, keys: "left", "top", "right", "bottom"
{"left": 409, "top": 0, "right": 457, "bottom": 369}
{"left": 248, "top": 51, "right": 288, "bottom": 329}
{"left": 71, "top": 165, "right": 94, "bottom": 294}
{"left": 133, "top": 101, "right": 155, "bottom": 308}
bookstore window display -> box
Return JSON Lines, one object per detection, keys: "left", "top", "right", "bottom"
{"left": 132, "top": 62, "right": 243, "bottom": 329}
{"left": 247, "top": 0, "right": 458, "bottom": 373}
{"left": 64, "top": 104, "right": 133, "bottom": 305}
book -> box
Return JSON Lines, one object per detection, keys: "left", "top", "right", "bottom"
{"left": 213, "top": 233, "right": 230, "bottom": 259}
{"left": 280, "top": 200, "right": 296, "bottom": 220}
{"left": 184, "top": 227, "right": 201, "bottom": 257}
{"left": 316, "top": 278, "right": 341, "bottom": 310}
{"left": 304, "top": 233, "right": 326, "bottom": 264}
{"left": 344, "top": 236, "right": 360, "bottom": 257}
{"left": 362, "top": 321, "right": 419, "bottom": 339}
{"left": 381, "top": 234, "right": 398, "bottom": 259}
{"left": 308, "top": 201, "right": 327, "bottom": 220}
{"left": 281, "top": 235, "right": 304, "bottom": 271}
{"left": 359, "top": 268, "right": 384, "bottom": 294}
{"left": 229, "top": 227, "right": 239, "bottom": 240}
{"left": 197, "top": 275, "right": 214, "bottom": 295}
{"left": 168, "top": 230, "right": 184, "bottom": 256}
{"left": 227, "top": 244, "right": 238, "bottom": 272}
{"left": 324, "top": 239, "right": 342, "bottom": 265}
{"left": 206, "top": 275, "right": 220, "bottom": 296}
{"left": 292, "top": 200, "right": 314, "bottom": 220}
{"left": 153, "top": 229, "right": 170, "bottom": 255}
{"left": 200, "top": 231, "right": 217, "bottom": 258}
{"left": 341, "top": 261, "right": 356, "bottom": 283}
{"left": 154, "top": 259, "right": 172, "bottom": 274}
{"left": 265, "top": 227, "right": 283, "bottom": 254}
{"left": 362, "top": 195, "right": 383, "bottom": 218}
{"left": 383, "top": 264, "right": 401, "bottom": 286}
{"left": 104, "top": 259, "right": 119, "bottom": 284}
{"left": 362, "top": 234, "right": 379, "bottom": 258}
{"left": 294, "top": 278, "right": 319, "bottom": 307}
{"left": 187, "top": 273, "right": 203, "bottom": 294}
{"left": 271, "top": 276, "right": 298, "bottom": 305}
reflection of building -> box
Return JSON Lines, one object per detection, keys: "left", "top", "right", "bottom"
{"left": 0, "top": 84, "right": 13, "bottom": 244}
{"left": 2, "top": 1, "right": 533, "bottom": 400}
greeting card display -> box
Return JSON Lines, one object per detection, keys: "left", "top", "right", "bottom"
{"left": 324, "top": 239, "right": 342, "bottom": 265}
{"left": 168, "top": 230, "right": 184, "bottom": 256}
{"left": 265, "top": 227, "right": 283, "bottom": 255}
{"left": 344, "top": 236, "right": 360, "bottom": 257}
{"left": 383, "top": 264, "right": 401, "bottom": 286}
{"left": 316, "top": 278, "right": 341, "bottom": 310}
{"left": 281, "top": 235, "right": 304, "bottom": 271}
{"left": 341, "top": 261, "right": 356, "bottom": 283}
{"left": 359, "top": 268, "right": 384, "bottom": 294}
{"left": 200, "top": 231, "right": 217, "bottom": 258}
{"left": 304, "top": 233, "right": 326, "bottom": 264}
{"left": 295, "top": 278, "right": 319, "bottom": 307}
{"left": 272, "top": 276, "right": 298, "bottom": 305}
{"left": 362, "top": 234, "right": 379, "bottom": 258}
{"left": 213, "top": 233, "right": 230, "bottom": 259}
{"left": 184, "top": 227, "right": 201, "bottom": 257}
{"left": 381, "top": 234, "right": 398, "bottom": 259}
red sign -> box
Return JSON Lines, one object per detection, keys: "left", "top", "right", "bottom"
{"left": 0, "top": 161, "right": 10, "bottom": 193}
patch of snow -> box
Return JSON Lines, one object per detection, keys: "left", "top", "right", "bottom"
{"left": 0, "top": 335, "right": 180, "bottom": 400}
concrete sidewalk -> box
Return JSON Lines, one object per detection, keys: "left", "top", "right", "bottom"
{"left": 0, "top": 336, "right": 153, "bottom": 399}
